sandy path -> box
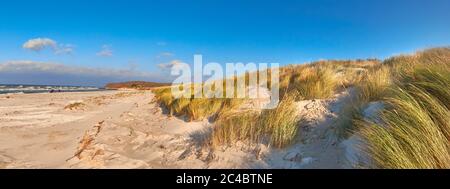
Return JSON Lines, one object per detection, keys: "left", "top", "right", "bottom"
{"left": 0, "top": 91, "right": 136, "bottom": 167}
{"left": 0, "top": 90, "right": 353, "bottom": 169}
{"left": 0, "top": 91, "right": 125, "bottom": 167}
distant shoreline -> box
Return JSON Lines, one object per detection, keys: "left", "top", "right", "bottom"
{"left": 0, "top": 89, "right": 111, "bottom": 95}
{"left": 0, "top": 84, "right": 108, "bottom": 95}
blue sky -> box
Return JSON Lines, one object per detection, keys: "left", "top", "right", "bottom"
{"left": 0, "top": 0, "right": 449, "bottom": 86}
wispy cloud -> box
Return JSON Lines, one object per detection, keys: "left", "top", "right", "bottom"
{"left": 96, "top": 45, "right": 113, "bottom": 57}
{"left": 22, "top": 38, "right": 75, "bottom": 54}
{"left": 0, "top": 60, "right": 171, "bottom": 86}
{"left": 158, "top": 60, "right": 184, "bottom": 70}
{"left": 23, "top": 38, "right": 57, "bottom": 51}
{"left": 55, "top": 44, "right": 75, "bottom": 55}
{"left": 23, "top": 38, "right": 74, "bottom": 55}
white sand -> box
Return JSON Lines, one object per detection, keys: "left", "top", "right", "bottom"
{"left": 0, "top": 90, "right": 356, "bottom": 169}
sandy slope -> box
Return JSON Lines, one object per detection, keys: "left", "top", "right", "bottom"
{"left": 0, "top": 90, "right": 355, "bottom": 169}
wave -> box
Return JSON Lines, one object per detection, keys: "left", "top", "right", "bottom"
{"left": 0, "top": 84, "right": 103, "bottom": 94}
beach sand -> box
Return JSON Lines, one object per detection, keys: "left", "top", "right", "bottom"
{"left": 0, "top": 90, "right": 352, "bottom": 169}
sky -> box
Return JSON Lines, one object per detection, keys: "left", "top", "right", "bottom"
{"left": 0, "top": 0, "right": 449, "bottom": 86}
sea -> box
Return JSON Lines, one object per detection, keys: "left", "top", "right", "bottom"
{"left": 0, "top": 84, "right": 106, "bottom": 94}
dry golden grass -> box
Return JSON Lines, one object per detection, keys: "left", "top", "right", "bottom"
{"left": 64, "top": 102, "right": 86, "bottom": 110}
{"left": 153, "top": 59, "right": 377, "bottom": 122}
{"left": 291, "top": 65, "right": 340, "bottom": 99}
{"left": 359, "top": 48, "right": 450, "bottom": 168}
{"left": 153, "top": 48, "right": 450, "bottom": 160}
{"left": 260, "top": 93, "right": 300, "bottom": 148}
{"left": 278, "top": 59, "right": 379, "bottom": 100}
{"left": 356, "top": 65, "right": 392, "bottom": 102}
{"left": 211, "top": 110, "right": 261, "bottom": 147}
{"left": 210, "top": 92, "right": 300, "bottom": 148}
{"left": 153, "top": 59, "right": 383, "bottom": 150}
{"left": 185, "top": 98, "right": 225, "bottom": 121}
{"left": 113, "top": 92, "right": 136, "bottom": 98}
{"left": 360, "top": 86, "right": 450, "bottom": 168}
{"left": 152, "top": 84, "right": 244, "bottom": 121}
{"left": 333, "top": 99, "right": 364, "bottom": 139}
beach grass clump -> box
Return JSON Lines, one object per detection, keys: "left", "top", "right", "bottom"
{"left": 400, "top": 65, "right": 450, "bottom": 109}
{"left": 260, "top": 93, "right": 300, "bottom": 148}
{"left": 359, "top": 58, "right": 450, "bottom": 168}
{"left": 418, "top": 47, "right": 450, "bottom": 66}
{"left": 277, "top": 59, "right": 379, "bottom": 100}
{"left": 333, "top": 63, "right": 392, "bottom": 139}
{"left": 153, "top": 87, "right": 175, "bottom": 108}
{"left": 170, "top": 97, "right": 192, "bottom": 116}
{"left": 337, "top": 67, "right": 368, "bottom": 88}
{"left": 185, "top": 98, "right": 226, "bottom": 121}
{"left": 211, "top": 110, "right": 261, "bottom": 147}
{"left": 64, "top": 102, "right": 86, "bottom": 110}
{"left": 356, "top": 65, "right": 392, "bottom": 102}
{"left": 333, "top": 99, "right": 364, "bottom": 139}
{"left": 291, "top": 65, "right": 340, "bottom": 99}
{"left": 210, "top": 92, "right": 300, "bottom": 148}
{"left": 152, "top": 85, "right": 245, "bottom": 121}
{"left": 360, "top": 87, "right": 450, "bottom": 168}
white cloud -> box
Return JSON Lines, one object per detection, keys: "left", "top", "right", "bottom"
{"left": 23, "top": 38, "right": 74, "bottom": 55}
{"left": 23, "top": 38, "right": 57, "bottom": 51}
{"left": 158, "top": 60, "right": 184, "bottom": 70}
{"left": 96, "top": 45, "right": 113, "bottom": 57}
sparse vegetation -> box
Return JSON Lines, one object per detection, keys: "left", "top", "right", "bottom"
{"left": 105, "top": 81, "right": 170, "bottom": 90}
{"left": 64, "top": 102, "right": 86, "bottom": 110}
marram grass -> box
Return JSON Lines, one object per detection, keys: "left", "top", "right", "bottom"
{"left": 153, "top": 48, "right": 450, "bottom": 160}
{"left": 210, "top": 92, "right": 300, "bottom": 148}
{"left": 359, "top": 51, "right": 450, "bottom": 168}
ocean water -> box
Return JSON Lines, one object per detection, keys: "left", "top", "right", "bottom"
{"left": 0, "top": 84, "right": 104, "bottom": 94}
